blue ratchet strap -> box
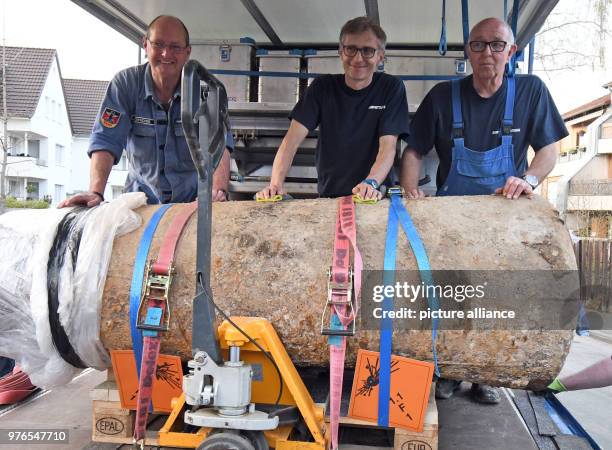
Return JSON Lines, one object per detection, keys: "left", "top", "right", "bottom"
{"left": 507, "top": 0, "right": 520, "bottom": 76}
{"left": 390, "top": 196, "right": 440, "bottom": 378}
{"left": 129, "top": 204, "right": 172, "bottom": 378}
{"left": 377, "top": 193, "right": 399, "bottom": 427}
{"left": 438, "top": 0, "right": 447, "bottom": 55}
{"left": 461, "top": 0, "right": 470, "bottom": 59}
{"left": 502, "top": 76, "right": 516, "bottom": 131}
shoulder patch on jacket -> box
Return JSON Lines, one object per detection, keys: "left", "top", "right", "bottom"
{"left": 101, "top": 107, "right": 121, "bottom": 128}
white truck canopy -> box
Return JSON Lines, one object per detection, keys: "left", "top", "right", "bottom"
{"left": 72, "top": 0, "right": 558, "bottom": 51}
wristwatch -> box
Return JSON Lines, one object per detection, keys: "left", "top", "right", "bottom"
{"left": 521, "top": 174, "right": 539, "bottom": 189}
{"left": 362, "top": 178, "right": 380, "bottom": 190}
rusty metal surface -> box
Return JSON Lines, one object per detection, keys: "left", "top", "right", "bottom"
{"left": 100, "top": 196, "right": 576, "bottom": 389}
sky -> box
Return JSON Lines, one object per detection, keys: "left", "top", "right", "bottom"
{"left": 0, "top": 0, "right": 610, "bottom": 112}
{"left": 0, "top": 0, "right": 139, "bottom": 81}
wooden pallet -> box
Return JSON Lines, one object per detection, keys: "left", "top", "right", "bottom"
{"left": 323, "top": 384, "right": 438, "bottom": 450}
{"left": 91, "top": 369, "right": 165, "bottom": 445}
{"left": 91, "top": 370, "right": 438, "bottom": 449}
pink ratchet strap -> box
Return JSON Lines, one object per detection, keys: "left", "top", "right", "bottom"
{"left": 328, "top": 195, "right": 362, "bottom": 450}
{"left": 0, "top": 367, "right": 36, "bottom": 405}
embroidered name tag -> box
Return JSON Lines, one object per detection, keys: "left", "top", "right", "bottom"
{"left": 101, "top": 107, "right": 121, "bottom": 128}
{"left": 132, "top": 116, "right": 155, "bottom": 125}
{"left": 368, "top": 105, "right": 386, "bottom": 110}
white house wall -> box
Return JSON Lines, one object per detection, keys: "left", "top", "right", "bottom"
{"left": 6, "top": 57, "right": 73, "bottom": 205}
{"left": 70, "top": 136, "right": 91, "bottom": 194}
{"left": 70, "top": 135, "right": 128, "bottom": 200}
{"left": 31, "top": 57, "right": 72, "bottom": 204}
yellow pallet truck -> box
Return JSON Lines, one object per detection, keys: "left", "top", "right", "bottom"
{"left": 156, "top": 60, "right": 326, "bottom": 450}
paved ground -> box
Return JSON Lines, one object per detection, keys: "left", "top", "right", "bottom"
{"left": 1, "top": 332, "right": 611, "bottom": 449}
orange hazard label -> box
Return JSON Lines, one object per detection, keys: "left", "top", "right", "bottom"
{"left": 348, "top": 349, "right": 433, "bottom": 432}
{"left": 111, "top": 350, "right": 183, "bottom": 413}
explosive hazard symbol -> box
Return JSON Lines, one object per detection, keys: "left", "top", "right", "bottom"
{"left": 110, "top": 350, "right": 183, "bottom": 413}
{"left": 348, "top": 349, "right": 434, "bottom": 432}
{"left": 101, "top": 107, "right": 121, "bottom": 128}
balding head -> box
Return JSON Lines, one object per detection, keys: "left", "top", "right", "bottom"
{"left": 469, "top": 17, "right": 515, "bottom": 44}
{"left": 146, "top": 15, "right": 190, "bottom": 47}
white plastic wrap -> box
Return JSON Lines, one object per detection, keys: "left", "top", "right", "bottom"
{"left": 0, "top": 193, "right": 146, "bottom": 387}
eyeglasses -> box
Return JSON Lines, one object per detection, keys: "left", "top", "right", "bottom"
{"left": 468, "top": 40, "right": 508, "bottom": 52}
{"left": 147, "top": 39, "right": 188, "bottom": 54}
{"left": 340, "top": 45, "right": 378, "bottom": 59}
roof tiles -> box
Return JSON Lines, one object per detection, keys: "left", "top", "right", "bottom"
{"left": 0, "top": 46, "right": 56, "bottom": 119}
{"left": 63, "top": 78, "right": 109, "bottom": 135}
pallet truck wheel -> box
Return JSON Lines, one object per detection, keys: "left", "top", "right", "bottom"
{"left": 198, "top": 432, "right": 256, "bottom": 450}
{"left": 242, "top": 430, "right": 269, "bottom": 450}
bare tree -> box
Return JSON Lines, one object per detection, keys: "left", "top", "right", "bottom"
{"left": 534, "top": 0, "right": 611, "bottom": 78}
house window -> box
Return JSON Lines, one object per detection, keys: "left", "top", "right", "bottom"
{"left": 28, "top": 140, "right": 40, "bottom": 158}
{"left": 7, "top": 136, "right": 19, "bottom": 156}
{"left": 578, "top": 131, "right": 587, "bottom": 148}
{"left": 55, "top": 144, "right": 65, "bottom": 166}
{"left": 26, "top": 181, "right": 39, "bottom": 200}
{"left": 8, "top": 180, "right": 22, "bottom": 198}
{"left": 54, "top": 184, "right": 65, "bottom": 204}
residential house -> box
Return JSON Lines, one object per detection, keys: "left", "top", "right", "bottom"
{"left": 541, "top": 83, "right": 612, "bottom": 237}
{"left": 63, "top": 78, "right": 128, "bottom": 200}
{"left": 0, "top": 47, "right": 72, "bottom": 205}
{"left": 0, "top": 46, "right": 129, "bottom": 206}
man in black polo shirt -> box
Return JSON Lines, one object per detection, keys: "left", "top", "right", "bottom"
{"left": 256, "top": 16, "right": 409, "bottom": 200}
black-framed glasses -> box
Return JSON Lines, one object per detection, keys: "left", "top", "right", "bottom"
{"left": 469, "top": 40, "right": 508, "bottom": 52}
{"left": 340, "top": 45, "right": 378, "bottom": 59}
{"left": 147, "top": 39, "right": 188, "bottom": 54}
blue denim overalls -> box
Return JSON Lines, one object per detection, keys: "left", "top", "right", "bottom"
{"left": 437, "top": 76, "right": 516, "bottom": 196}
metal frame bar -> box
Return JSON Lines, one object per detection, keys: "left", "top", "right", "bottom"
{"left": 528, "top": 36, "right": 535, "bottom": 74}
{"left": 239, "top": 0, "right": 283, "bottom": 45}
{"left": 71, "top": 0, "right": 146, "bottom": 45}
{"left": 364, "top": 0, "right": 380, "bottom": 25}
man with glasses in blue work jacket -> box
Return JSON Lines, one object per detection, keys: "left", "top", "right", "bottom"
{"left": 60, "top": 15, "right": 233, "bottom": 208}
{"left": 400, "top": 18, "right": 568, "bottom": 404}
{"left": 256, "top": 16, "right": 410, "bottom": 201}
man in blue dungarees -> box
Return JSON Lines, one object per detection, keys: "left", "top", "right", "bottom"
{"left": 400, "top": 18, "right": 568, "bottom": 403}
{"left": 60, "top": 15, "right": 233, "bottom": 208}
